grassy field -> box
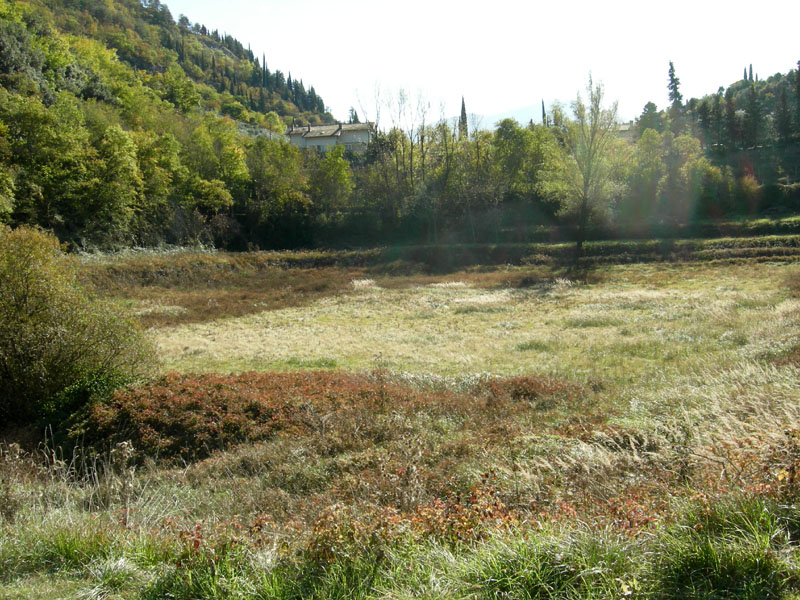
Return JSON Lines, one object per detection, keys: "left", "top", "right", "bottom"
{"left": 153, "top": 261, "right": 795, "bottom": 380}
{"left": 3, "top": 249, "right": 800, "bottom": 598}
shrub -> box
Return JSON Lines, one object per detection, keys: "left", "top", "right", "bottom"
{"left": 0, "top": 226, "right": 154, "bottom": 425}
{"left": 81, "top": 371, "right": 413, "bottom": 461}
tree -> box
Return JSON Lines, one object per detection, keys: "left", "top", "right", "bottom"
{"left": 132, "top": 131, "right": 185, "bottom": 244}
{"left": 348, "top": 107, "right": 360, "bottom": 124}
{"left": 667, "top": 61, "right": 683, "bottom": 134}
{"left": 0, "top": 122, "right": 13, "bottom": 220}
{"left": 637, "top": 101, "right": 662, "bottom": 136}
{"left": 794, "top": 61, "right": 800, "bottom": 136}
{"left": 0, "top": 226, "right": 154, "bottom": 424}
{"left": 308, "top": 144, "right": 354, "bottom": 223}
{"left": 711, "top": 90, "right": 725, "bottom": 150}
{"left": 659, "top": 133, "right": 708, "bottom": 222}
{"left": 492, "top": 118, "right": 558, "bottom": 207}
{"left": 546, "top": 77, "right": 622, "bottom": 263}
{"left": 623, "top": 127, "right": 663, "bottom": 226}
{"left": 458, "top": 96, "right": 468, "bottom": 140}
{"left": 245, "top": 138, "right": 310, "bottom": 247}
{"left": 743, "top": 83, "right": 761, "bottom": 147}
{"left": 776, "top": 84, "right": 792, "bottom": 143}
{"left": 88, "top": 124, "right": 143, "bottom": 245}
{"left": 161, "top": 64, "right": 199, "bottom": 113}
{"left": 724, "top": 87, "right": 740, "bottom": 149}
{"left": 696, "top": 99, "right": 712, "bottom": 148}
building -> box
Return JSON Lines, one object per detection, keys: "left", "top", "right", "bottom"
{"left": 617, "top": 121, "right": 635, "bottom": 140}
{"left": 286, "top": 122, "right": 372, "bottom": 153}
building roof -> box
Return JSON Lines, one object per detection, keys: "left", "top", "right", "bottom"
{"left": 286, "top": 122, "right": 372, "bottom": 139}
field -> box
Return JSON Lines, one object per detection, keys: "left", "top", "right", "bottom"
{"left": 3, "top": 247, "right": 800, "bottom": 599}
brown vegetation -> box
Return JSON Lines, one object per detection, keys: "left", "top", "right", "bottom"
{"left": 81, "top": 252, "right": 366, "bottom": 327}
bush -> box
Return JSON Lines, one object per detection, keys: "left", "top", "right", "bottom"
{"left": 81, "top": 371, "right": 410, "bottom": 461}
{"left": 0, "top": 226, "right": 155, "bottom": 425}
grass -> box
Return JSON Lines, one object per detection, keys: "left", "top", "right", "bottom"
{"left": 80, "top": 250, "right": 367, "bottom": 328}
{"left": 3, "top": 248, "right": 800, "bottom": 598}
{"left": 152, "top": 261, "right": 795, "bottom": 385}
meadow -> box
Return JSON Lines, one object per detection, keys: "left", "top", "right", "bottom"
{"left": 3, "top": 246, "right": 800, "bottom": 599}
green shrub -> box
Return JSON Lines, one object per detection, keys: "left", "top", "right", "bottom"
{"left": 0, "top": 226, "right": 154, "bottom": 425}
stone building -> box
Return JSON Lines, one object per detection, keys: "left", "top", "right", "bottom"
{"left": 286, "top": 122, "right": 372, "bottom": 152}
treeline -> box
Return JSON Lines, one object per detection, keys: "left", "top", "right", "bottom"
{"left": 331, "top": 62, "right": 800, "bottom": 248}
{"left": 2, "top": 0, "right": 800, "bottom": 250}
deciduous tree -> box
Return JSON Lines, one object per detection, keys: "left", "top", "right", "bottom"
{"left": 546, "top": 77, "right": 623, "bottom": 263}
{"left": 637, "top": 101, "right": 662, "bottom": 136}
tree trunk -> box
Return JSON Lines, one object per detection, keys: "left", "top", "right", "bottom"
{"left": 575, "top": 195, "right": 588, "bottom": 268}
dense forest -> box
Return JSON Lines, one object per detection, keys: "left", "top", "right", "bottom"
{"left": 1, "top": 0, "right": 800, "bottom": 250}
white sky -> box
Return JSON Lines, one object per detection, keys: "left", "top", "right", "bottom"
{"left": 162, "top": 0, "right": 799, "bottom": 125}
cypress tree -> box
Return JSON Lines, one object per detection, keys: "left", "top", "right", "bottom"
{"left": 744, "top": 83, "right": 761, "bottom": 147}
{"left": 668, "top": 62, "right": 682, "bottom": 106}
{"left": 725, "top": 87, "right": 739, "bottom": 149}
{"left": 795, "top": 61, "right": 800, "bottom": 135}
{"left": 458, "top": 96, "right": 468, "bottom": 140}
{"left": 749, "top": 64, "right": 753, "bottom": 82}
{"left": 697, "top": 99, "right": 712, "bottom": 147}
{"left": 668, "top": 62, "right": 683, "bottom": 134}
{"left": 541, "top": 99, "right": 547, "bottom": 126}
{"left": 711, "top": 91, "right": 724, "bottom": 148}
{"left": 776, "top": 84, "right": 792, "bottom": 143}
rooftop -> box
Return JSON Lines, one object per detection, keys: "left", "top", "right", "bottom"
{"left": 286, "top": 123, "right": 372, "bottom": 138}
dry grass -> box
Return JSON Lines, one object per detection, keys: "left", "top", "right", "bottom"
{"left": 80, "top": 250, "right": 367, "bottom": 327}
{"left": 153, "top": 261, "right": 797, "bottom": 384}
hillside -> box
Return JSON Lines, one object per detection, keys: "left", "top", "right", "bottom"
{"left": 2, "top": 2, "right": 800, "bottom": 254}
{"left": 0, "top": 0, "right": 343, "bottom": 248}
{"left": 11, "top": 0, "right": 332, "bottom": 125}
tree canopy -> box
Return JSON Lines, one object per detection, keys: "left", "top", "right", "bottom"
{"left": 1, "top": 0, "right": 800, "bottom": 252}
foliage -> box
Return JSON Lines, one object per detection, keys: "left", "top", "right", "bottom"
{"left": 81, "top": 370, "right": 590, "bottom": 462}
{"left": 545, "top": 78, "right": 625, "bottom": 260}
{"left": 4, "top": 257, "right": 800, "bottom": 597}
{"left": 1, "top": 0, "right": 800, "bottom": 251}
{"left": 0, "top": 226, "right": 154, "bottom": 424}
{"left": 308, "top": 144, "right": 354, "bottom": 222}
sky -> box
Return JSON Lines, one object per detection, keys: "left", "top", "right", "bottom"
{"left": 161, "top": 0, "right": 799, "bottom": 126}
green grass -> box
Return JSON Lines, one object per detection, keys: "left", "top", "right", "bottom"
{"left": 284, "top": 356, "right": 339, "bottom": 369}
{"left": 514, "top": 338, "right": 553, "bottom": 352}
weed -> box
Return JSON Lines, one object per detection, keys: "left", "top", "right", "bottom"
{"left": 514, "top": 339, "right": 552, "bottom": 352}
{"left": 564, "top": 316, "right": 623, "bottom": 328}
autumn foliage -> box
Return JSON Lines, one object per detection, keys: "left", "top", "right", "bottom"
{"left": 81, "top": 371, "right": 589, "bottom": 462}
